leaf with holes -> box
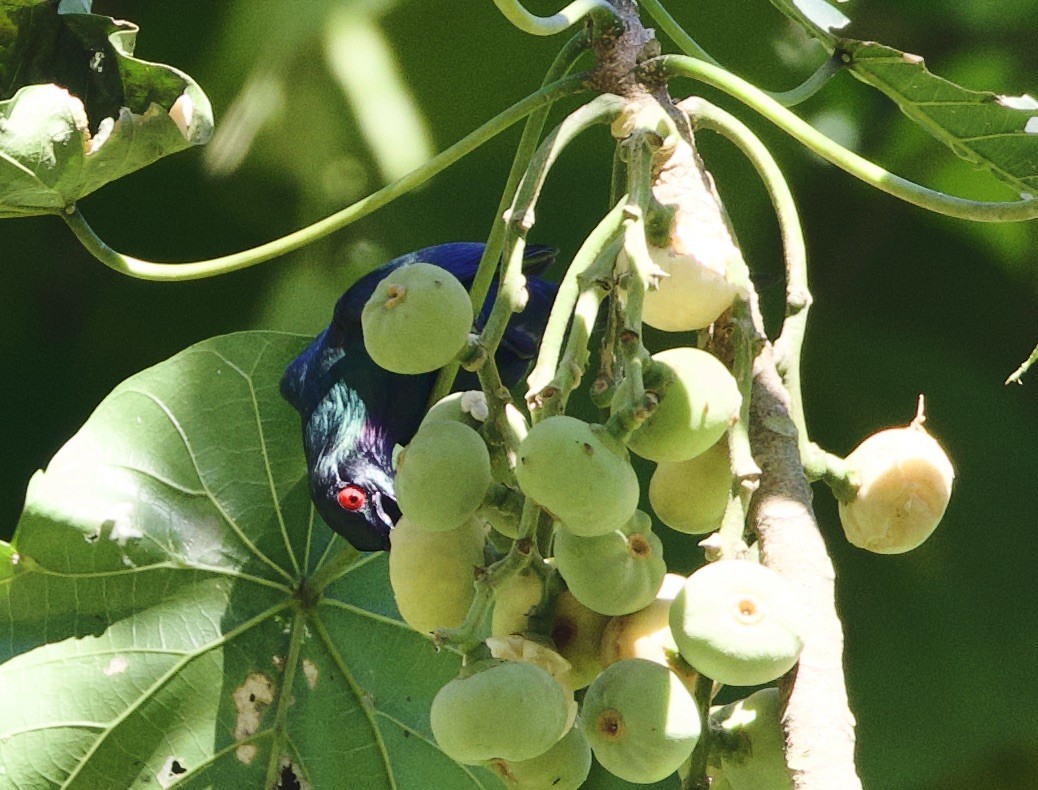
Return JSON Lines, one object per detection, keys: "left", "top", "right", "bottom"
{"left": 767, "top": 0, "right": 1038, "bottom": 197}
{"left": 0, "top": 0, "right": 213, "bottom": 218}
{"left": 0, "top": 331, "right": 493, "bottom": 789}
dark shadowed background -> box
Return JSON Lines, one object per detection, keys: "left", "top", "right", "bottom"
{"left": 3, "top": 1, "right": 1038, "bottom": 787}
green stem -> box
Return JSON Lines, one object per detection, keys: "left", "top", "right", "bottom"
{"left": 682, "top": 672, "right": 717, "bottom": 790}
{"left": 1006, "top": 341, "right": 1038, "bottom": 384}
{"left": 655, "top": 54, "right": 1038, "bottom": 222}
{"left": 61, "top": 74, "right": 588, "bottom": 282}
{"left": 429, "top": 29, "right": 590, "bottom": 409}
{"left": 305, "top": 542, "right": 360, "bottom": 598}
{"left": 639, "top": 0, "right": 841, "bottom": 107}
{"left": 492, "top": 0, "right": 618, "bottom": 36}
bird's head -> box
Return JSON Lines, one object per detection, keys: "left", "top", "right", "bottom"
{"left": 310, "top": 444, "right": 400, "bottom": 552}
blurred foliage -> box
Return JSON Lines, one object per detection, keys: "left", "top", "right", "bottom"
{"left": 3, "top": 0, "right": 1038, "bottom": 787}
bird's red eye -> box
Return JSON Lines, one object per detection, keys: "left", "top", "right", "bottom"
{"left": 336, "top": 485, "right": 366, "bottom": 511}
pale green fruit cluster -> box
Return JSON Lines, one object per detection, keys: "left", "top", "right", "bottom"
{"left": 395, "top": 420, "right": 493, "bottom": 532}
{"left": 669, "top": 560, "right": 804, "bottom": 686}
{"left": 712, "top": 688, "right": 792, "bottom": 789}
{"left": 430, "top": 659, "right": 572, "bottom": 764}
{"left": 423, "top": 390, "right": 529, "bottom": 444}
{"left": 838, "top": 424, "right": 954, "bottom": 554}
{"left": 614, "top": 347, "right": 741, "bottom": 463}
{"left": 484, "top": 723, "right": 592, "bottom": 790}
{"left": 582, "top": 658, "right": 702, "bottom": 784}
{"left": 515, "top": 416, "right": 639, "bottom": 536}
{"left": 388, "top": 517, "right": 484, "bottom": 633}
{"left": 554, "top": 510, "right": 667, "bottom": 616}
{"left": 649, "top": 438, "right": 733, "bottom": 534}
{"left": 361, "top": 262, "right": 473, "bottom": 374}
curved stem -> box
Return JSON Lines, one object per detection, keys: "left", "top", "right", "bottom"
{"left": 655, "top": 54, "right": 1038, "bottom": 222}
{"left": 492, "top": 0, "right": 618, "bottom": 36}
{"left": 61, "top": 74, "right": 589, "bottom": 282}
{"left": 428, "top": 29, "right": 590, "bottom": 409}
{"left": 639, "top": 0, "right": 842, "bottom": 107}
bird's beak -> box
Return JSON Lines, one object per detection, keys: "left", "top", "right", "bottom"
{"left": 373, "top": 490, "right": 402, "bottom": 533}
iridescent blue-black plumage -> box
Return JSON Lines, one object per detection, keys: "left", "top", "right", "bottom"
{"left": 281, "top": 242, "right": 557, "bottom": 552}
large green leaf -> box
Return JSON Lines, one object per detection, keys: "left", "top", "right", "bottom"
{"left": 0, "top": 0, "right": 213, "bottom": 218}
{"left": 0, "top": 331, "right": 491, "bottom": 789}
{"left": 767, "top": 0, "right": 1038, "bottom": 196}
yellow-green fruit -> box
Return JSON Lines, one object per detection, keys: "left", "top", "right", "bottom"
{"left": 613, "top": 347, "right": 741, "bottom": 463}
{"left": 423, "top": 390, "right": 529, "bottom": 443}
{"left": 838, "top": 424, "right": 954, "bottom": 554}
{"left": 553, "top": 511, "right": 666, "bottom": 616}
{"left": 582, "top": 659, "right": 701, "bottom": 784}
{"left": 395, "top": 420, "right": 493, "bottom": 532}
{"left": 712, "top": 688, "right": 792, "bottom": 790}
{"left": 516, "top": 416, "right": 639, "bottom": 536}
{"left": 601, "top": 574, "right": 696, "bottom": 685}
{"left": 492, "top": 568, "right": 544, "bottom": 637}
{"left": 361, "top": 262, "right": 473, "bottom": 374}
{"left": 670, "top": 560, "right": 803, "bottom": 686}
{"left": 485, "top": 723, "right": 592, "bottom": 790}
{"left": 430, "top": 659, "right": 571, "bottom": 764}
{"left": 388, "top": 517, "right": 484, "bottom": 633}
{"left": 649, "top": 439, "right": 732, "bottom": 534}
{"left": 551, "top": 592, "right": 610, "bottom": 691}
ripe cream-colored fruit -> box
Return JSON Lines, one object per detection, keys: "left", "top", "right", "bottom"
{"left": 621, "top": 243, "right": 739, "bottom": 332}
{"left": 670, "top": 560, "right": 803, "bottom": 686}
{"left": 614, "top": 347, "right": 741, "bottom": 463}
{"left": 516, "top": 416, "right": 639, "bottom": 536}
{"left": 430, "top": 659, "right": 571, "bottom": 764}
{"left": 361, "top": 262, "right": 473, "bottom": 374}
{"left": 601, "top": 574, "right": 696, "bottom": 685}
{"left": 582, "top": 659, "right": 701, "bottom": 784}
{"left": 388, "top": 517, "right": 484, "bottom": 633}
{"left": 395, "top": 421, "right": 493, "bottom": 532}
{"left": 649, "top": 439, "right": 732, "bottom": 534}
{"left": 712, "top": 688, "right": 792, "bottom": 789}
{"left": 551, "top": 591, "right": 610, "bottom": 691}
{"left": 838, "top": 424, "right": 954, "bottom": 554}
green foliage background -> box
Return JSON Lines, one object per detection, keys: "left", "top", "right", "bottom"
{"left": 3, "top": 0, "right": 1038, "bottom": 787}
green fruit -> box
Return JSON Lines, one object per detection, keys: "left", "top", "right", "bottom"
{"left": 712, "top": 688, "right": 792, "bottom": 790}
{"left": 838, "top": 424, "right": 954, "bottom": 554}
{"left": 423, "top": 390, "right": 530, "bottom": 443}
{"left": 515, "top": 416, "right": 639, "bottom": 536}
{"left": 551, "top": 591, "right": 610, "bottom": 691}
{"left": 361, "top": 262, "right": 473, "bottom": 374}
{"left": 485, "top": 723, "right": 592, "bottom": 790}
{"left": 582, "top": 659, "right": 701, "bottom": 784}
{"left": 613, "top": 347, "right": 741, "bottom": 463}
{"left": 649, "top": 439, "right": 732, "bottom": 534}
{"left": 430, "top": 659, "right": 571, "bottom": 764}
{"left": 669, "top": 561, "right": 803, "bottom": 686}
{"left": 492, "top": 568, "right": 544, "bottom": 637}
{"left": 554, "top": 511, "right": 666, "bottom": 616}
{"left": 395, "top": 420, "right": 493, "bottom": 532}
{"left": 600, "top": 573, "right": 697, "bottom": 686}
{"left": 388, "top": 516, "right": 484, "bottom": 633}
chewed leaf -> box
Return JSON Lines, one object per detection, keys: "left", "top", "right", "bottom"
{"left": 768, "top": 0, "right": 1038, "bottom": 197}
{"left": 0, "top": 332, "right": 488, "bottom": 789}
{"left": 0, "top": 1, "right": 213, "bottom": 218}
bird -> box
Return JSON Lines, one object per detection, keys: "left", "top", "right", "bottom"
{"left": 280, "top": 242, "right": 558, "bottom": 553}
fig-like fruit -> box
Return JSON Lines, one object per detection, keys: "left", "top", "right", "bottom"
{"left": 649, "top": 439, "right": 732, "bottom": 534}
{"left": 712, "top": 688, "right": 792, "bottom": 789}
{"left": 361, "top": 262, "right": 473, "bottom": 374}
{"left": 485, "top": 721, "right": 592, "bottom": 790}
{"left": 551, "top": 591, "right": 610, "bottom": 691}
{"left": 395, "top": 420, "right": 493, "bottom": 532}
{"left": 553, "top": 511, "right": 666, "bottom": 616}
{"left": 388, "top": 516, "right": 484, "bottom": 633}
{"left": 424, "top": 390, "right": 529, "bottom": 442}
{"left": 582, "top": 658, "right": 701, "bottom": 784}
{"left": 492, "top": 568, "right": 544, "bottom": 637}
{"left": 838, "top": 423, "right": 954, "bottom": 554}
{"left": 613, "top": 347, "right": 741, "bottom": 463}
{"left": 669, "top": 560, "right": 803, "bottom": 686}
{"left": 430, "top": 659, "right": 571, "bottom": 764}
{"left": 515, "top": 416, "right": 639, "bottom": 536}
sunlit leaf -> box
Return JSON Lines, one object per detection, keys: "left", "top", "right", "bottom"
{"left": 0, "top": 0, "right": 213, "bottom": 218}
{"left": 0, "top": 331, "right": 489, "bottom": 789}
